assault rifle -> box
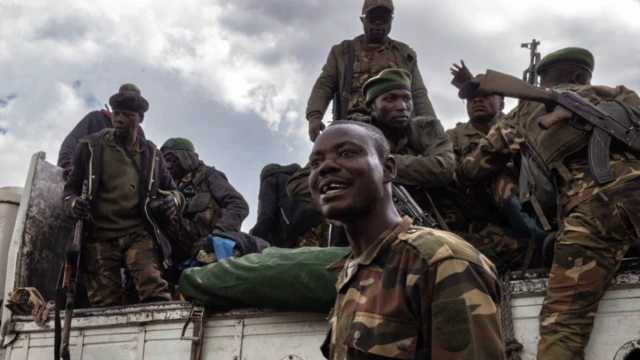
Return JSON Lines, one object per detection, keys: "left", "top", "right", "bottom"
{"left": 55, "top": 180, "right": 88, "bottom": 360}
{"left": 521, "top": 39, "right": 541, "bottom": 85}
{"left": 392, "top": 184, "right": 439, "bottom": 229}
{"left": 478, "top": 70, "right": 638, "bottom": 185}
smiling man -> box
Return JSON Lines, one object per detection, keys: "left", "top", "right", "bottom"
{"left": 309, "top": 121, "right": 504, "bottom": 359}
{"left": 305, "top": 0, "right": 436, "bottom": 142}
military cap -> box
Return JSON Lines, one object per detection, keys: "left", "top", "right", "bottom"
{"left": 260, "top": 163, "right": 281, "bottom": 179}
{"left": 363, "top": 0, "right": 394, "bottom": 14}
{"left": 363, "top": 69, "right": 411, "bottom": 105}
{"left": 458, "top": 74, "right": 503, "bottom": 100}
{"left": 161, "top": 137, "right": 195, "bottom": 152}
{"left": 109, "top": 90, "right": 149, "bottom": 115}
{"left": 118, "top": 83, "right": 141, "bottom": 95}
{"left": 535, "top": 47, "right": 594, "bottom": 75}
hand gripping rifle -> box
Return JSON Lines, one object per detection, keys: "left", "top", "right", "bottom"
{"left": 55, "top": 180, "right": 88, "bottom": 360}
{"left": 521, "top": 39, "right": 541, "bottom": 85}
{"left": 392, "top": 184, "right": 439, "bottom": 229}
{"left": 478, "top": 70, "right": 638, "bottom": 185}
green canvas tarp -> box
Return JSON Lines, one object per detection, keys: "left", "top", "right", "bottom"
{"left": 179, "top": 246, "right": 350, "bottom": 313}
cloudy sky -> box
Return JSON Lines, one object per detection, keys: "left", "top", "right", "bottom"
{"left": 1, "top": 0, "right": 639, "bottom": 231}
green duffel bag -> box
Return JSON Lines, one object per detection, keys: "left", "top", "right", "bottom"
{"left": 178, "top": 246, "right": 350, "bottom": 312}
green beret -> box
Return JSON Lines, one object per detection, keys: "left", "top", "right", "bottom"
{"left": 535, "top": 47, "right": 594, "bottom": 75}
{"left": 362, "top": 69, "right": 412, "bottom": 105}
{"left": 260, "top": 163, "right": 281, "bottom": 179}
{"left": 119, "top": 83, "right": 141, "bottom": 95}
{"left": 363, "top": 0, "right": 394, "bottom": 14}
{"left": 109, "top": 91, "right": 149, "bottom": 114}
{"left": 161, "top": 138, "right": 195, "bottom": 152}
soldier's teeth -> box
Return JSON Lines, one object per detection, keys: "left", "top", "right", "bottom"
{"left": 326, "top": 189, "right": 342, "bottom": 195}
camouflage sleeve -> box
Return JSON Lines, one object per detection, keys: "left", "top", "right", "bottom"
{"left": 456, "top": 121, "right": 523, "bottom": 188}
{"left": 445, "top": 128, "right": 462, "bottom": 165}
{"left": 305, "top": 45, "right": 340, "bottom": 120}
{"left": 393, "top": 118, "right": 455, "bottom": 187}
{"left": 415, "top": 259, "right": 504, "bottom": 359}
{"left": 285, "top": 163, "right": 313, "bottom": 202}
{"left": 408, "top": 54, "right": 437, "bottom": 118}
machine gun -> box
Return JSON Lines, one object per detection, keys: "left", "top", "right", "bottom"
{"left": 55, "top": 180, "right": 88, "bottom": 360}
{"left": 478, "top": 69, "right": 639, "bottom": 185}
{"left": 392, "top": 184, "right": 439, "bottom": 229}
{"left": 521, "top": 39, "right": 541, "bottom": 85}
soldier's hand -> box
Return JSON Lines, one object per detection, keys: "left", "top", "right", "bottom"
{"left": 308, "top": 115, "right": 325, "bottom": 142}
{"left": 149, "top": 194, "right": 177, "bottom": 224}
{"left": 450, "top": 60, "right": 473, "bottom": 89}
{"left": 62, "top": 166, "right": 73, "bottom": 181}
{"left": 70, "top": 197, "right": 89, "bottom": 220}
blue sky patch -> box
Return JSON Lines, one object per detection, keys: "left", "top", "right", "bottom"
{"left": 0, "top": 93, "right": 17, "bottom": 108}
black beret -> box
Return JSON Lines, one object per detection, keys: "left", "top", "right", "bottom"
{"left": 109, "top": 91, "right": 149, "bottom": 114}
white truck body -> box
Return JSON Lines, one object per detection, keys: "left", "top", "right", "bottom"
{"left": 0, "top": 152, "right": 639, "bottom": 360}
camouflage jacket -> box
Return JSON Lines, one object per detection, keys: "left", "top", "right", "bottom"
{"left": 322, "top": 217, "right": 504, "bottom": 359}
{"left": 306, "top": 35, "right": 436, "bottom": 121}
{"left": 286, "top": 116, "right": 454, "bottom": 202}
{"left": 456, "top": 84, "right": 640, "bottom": 215}
{"left": 167, "top": 164, "right": 249, "bottom": 260}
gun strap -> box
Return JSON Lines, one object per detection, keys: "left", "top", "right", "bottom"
{"left": 339, "top": 40, "right": 355, "bottom": 120}
{"left": 424, "top": 191, "right": 450, "bottom": 231}
{"left": 520, "top": 218, "right": 539, "bottom": 280}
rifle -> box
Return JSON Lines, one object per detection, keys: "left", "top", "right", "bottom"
{"left": 521, "top": 39, "right": 541, "bottom": 85}
{"left": 55, "top": 180, "right": 88, "bottom": 360}
{"left": 478, "top": 70, "right": 638, "bottom": 185}
{"left": 392, "top": 184, "right": 439, "bottom": 229}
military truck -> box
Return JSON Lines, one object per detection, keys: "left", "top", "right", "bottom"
{"left": 0, "top": 152, "right": 638, "bottom": 359}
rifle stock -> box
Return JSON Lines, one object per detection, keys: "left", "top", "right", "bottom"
{"left": 479, "top": 70, "right": 554, "bottom": 104}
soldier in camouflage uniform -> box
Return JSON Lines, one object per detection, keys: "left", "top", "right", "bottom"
{"left": 456, "top": 47, "right": 640, "bottom": 359}
{"left": 64, "top": 90, "right": 184, "bottom": 307}
{"left": 306, "top": 0, "right": 436, "bottom": 142}
{"left": 308, "top": 121, "right": 504, "bottom": 359}
{"left": 160, "top": 138, "right": 249, "bottom": 264}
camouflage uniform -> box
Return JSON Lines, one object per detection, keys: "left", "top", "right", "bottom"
{"left": 82, "top": 229, "right": 171, "bottom": 307}
{"left": 456, "top": 84, "right": 640, "bottom": 359}
{"left": 297, "top": 221, "right": 330, "bottom": 248}
{"left": 322, "top": 217, "right": 504, "bottom": 359}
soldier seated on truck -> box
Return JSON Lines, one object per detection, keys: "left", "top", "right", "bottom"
{"left": 63, "top": 89, "right": 184, "bottom": 308}
{"left": 160, "top": 138, "right": 249, "bottom": 264}
{"left": 308, "top": 120, "right": 504, "bottom": 359}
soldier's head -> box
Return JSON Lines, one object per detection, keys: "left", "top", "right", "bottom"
{"left": 109, "top": 88, "right": 148, "bottom": 140}
{"left": 161, "top": 138, "right": 199, "bottom": 180}
{"left": 536, "top": 47, "right": 594, "bottom": 88}
{"left": 308, "top": 121, "right": 395, "bottom": 222}
{"left": 361, "top": 0, "right": 394, "bottom": 44}
{"left": 364, "top": 69, "right": 413, "bottom": 133}
{"left": 459, "top": 74, "right": 504, "bottom": 124}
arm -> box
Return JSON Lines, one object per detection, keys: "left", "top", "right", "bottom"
{"left": 62, "top": 142, "right": 89, "bottom": 217}
{"left": 249, "top": 176, "right": 279, "bottom": 242}
{"left": 207, "top": 170, "right": 249, "bottom": 232}
{"left": 394, "top": 118, "right": 454, "bottom": 187}
{"left": 408, "top": 52, "right": 437, "bottom": 118}
{"left": 456, "top": 120, "right": 522, "bottom": 187}
{"left": 156, "top": 154, "right": 185, "bottom": 212}
{"left": 57, "top": 112, "right": 103, "bottom": 168}
{"left": 445, "top": 128, "right": 462, "bottom": 165}
{"left": 305, "top": 45, "right": 340, "bottom": 120}
{"left": 285, "top": 164, "right": 313, "bottom": 202}
{"left": 417, "top": 259, "right": 504, "bottom": 359}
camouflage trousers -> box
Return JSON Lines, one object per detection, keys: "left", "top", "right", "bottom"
{"left": 82, "top": 229, "right": 172, "bottom": 307}
{"left": 453, "top": 222, "right": 527, "bottom": 273}
{"left": 537, "top": 178, "right": 640, "bottom": 359}
{"left": 297, "top": 221, "right": 330, "bottom": 248}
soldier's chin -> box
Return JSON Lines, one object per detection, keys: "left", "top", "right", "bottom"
{"left": 321, "top": 203, "right": 362, "bottom": 223}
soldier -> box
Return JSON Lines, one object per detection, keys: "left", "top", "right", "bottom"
{"left": 58, "top": 83, "right": 147, "bottom": 171}
{"left": 308, "top": 121, "right": 504, "bottom": 359}
{"left": 456, "top": 47, "right": 640, "bottom": 359}
{"left": 306, "top": 0, "right": 436, "bottom": 142}
{"left": 250, "top": 163, "right": 329, "bottom": 248}
{"left": 160, "top": 138, "right": 249, "bottom": 263}
{"left": 63, "top": 89, "right": 183, "bottom": 307}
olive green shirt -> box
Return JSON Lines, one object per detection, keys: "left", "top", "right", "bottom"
{"left": 91, "top": 132, "right": 145, "bottom": 241}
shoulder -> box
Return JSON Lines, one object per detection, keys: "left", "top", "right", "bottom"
{"left": 389, "top": 38, "right": 417, "bottom": 58}
{"left": 79, "top": 128, "right": 111, "bottom": 145}
{"left": 410, "top": 116, "right": 446, "bottom": 135}
{"left": 446, "top": 122, "right": 466, "bottom": 136}
{"left": 393, "top": 225, "right": 497, "bottom": 275}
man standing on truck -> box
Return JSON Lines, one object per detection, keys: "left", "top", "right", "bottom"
{"left": 308, "top": 120, "right": 504, "bottom": 359}
{"left": 57, "top": 83, "right": 147, "bottom": 172}
{"left": 305, "top": 0, "right": 437, "bottom": 142}
{"left": 160, "top": 138, "right": 249, "bottom": 263}
{"left": 456, "top": 47, "right": 640, "bottom": 359}
{"left": 63, "top": 89, "right": 184, "bottom": 307}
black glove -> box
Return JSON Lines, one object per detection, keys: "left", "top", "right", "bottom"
{"left": 70, "top": 197, "right": 89, "bottom": 220}
{"left": 149, "top": 194, "right": 177, "bottom": 225}
{"left": 62, "top": 166, "right": 73, "bottom": 181}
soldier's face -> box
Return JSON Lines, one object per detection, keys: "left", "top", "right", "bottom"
{"left": 163, "top": 152, "right": 186, "bottom": 180}
{"left": 361, "top": 7, "right": 393, "bottom": 43}
{"left": 112, "top": 110, "right": 141, "bottom": 138}
{"left": 308, "top": 125, "right": 393, "bottom": 222}
{"left": 466, "top": 94, "right": 503, "bottom": 123}
{"left": 371, "top": 88, "right": 413, "bottom": 130}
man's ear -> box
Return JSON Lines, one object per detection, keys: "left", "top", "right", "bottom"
{"left": 360, "top": 16, "right": 365, "bottom": 25}
{"left": 382, "top": 154, "right": 397, "bottom": 184}
{"left": 499, "top": 98, "right": 505, "bottom": 111}
{"left": 139, "top": 114, "right": 145, "bottom": 124}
